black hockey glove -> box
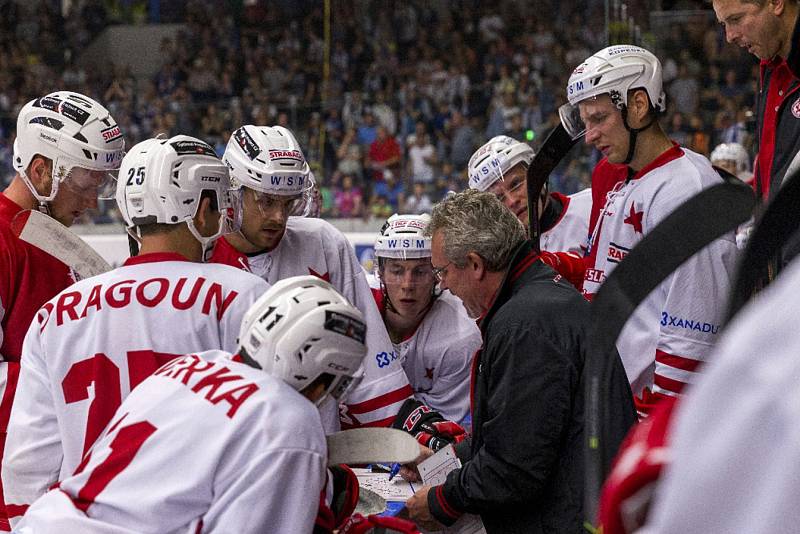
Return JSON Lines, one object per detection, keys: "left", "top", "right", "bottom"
{"left": 391, "top": 399, "right": 466, "bottom": 452}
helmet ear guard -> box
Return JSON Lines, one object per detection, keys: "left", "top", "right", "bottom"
{"left": 237, "top": 275, "right": 367, "bottom": 406}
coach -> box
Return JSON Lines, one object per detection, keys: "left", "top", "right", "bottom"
{"left": 405, "top": 190, "right": 633, "bottom": 533}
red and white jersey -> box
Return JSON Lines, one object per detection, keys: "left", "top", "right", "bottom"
{"left": 541, "top": 189, "right": 592, "bottom": 255}
{"left": 583, "top": 146, "right": 738, "bottom": 406}
{"left": 367, "top": 275, "right": 480, "bottom": 423}
{"left": 2, "top": 253, "right": 269, "bottom": 525}
{"left": 640, "top": 259, "right": 800, "bottom": 534}
{"left": 211, "top": 217, "right": 413, "bottom": 431}
{"left": 0, "top": 195, "right": 77, "bottom": 530}
{"left": 15, "top": 351, "right": 326, "bottom": 534}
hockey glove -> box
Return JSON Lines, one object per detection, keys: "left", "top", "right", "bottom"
{"left": 339, "top": 513, "right": 420, "bottom": 534}
{"left": 539, "top": 250, "right": 587, "bottom": 290}
{"left": 392, "top": 399, "right": 466, "bottom": 452}
{"left": 328, "top": 464, "right": 360, "bottom": 528}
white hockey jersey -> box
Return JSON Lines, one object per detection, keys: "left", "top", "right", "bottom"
{"left": 640, "top": 259, "right": 800, "bottom": 534}
{"left": 3, "top": 253, "right": 269, "bottom": 525}
{"left": 583, "top": 146, "right": 738, "bottom": 401}
{"left": 367, "top": 275, "right": 480, "bottom": 423}
{"left": 540, "top": 189, "right": 592, "bottom": 255}
{"left": 211, "top": 217, "right": 413, "bottom": 431}
{"left": 15, "top": 351, "right": 326, "bottom": 534}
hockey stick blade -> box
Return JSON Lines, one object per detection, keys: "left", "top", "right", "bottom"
{"left": 12, "top": 210, "right": 111, "bottom": 280}
{"left": 326, "top": 428, "right": 420, "bottom": 466}
{"left": 727, "top": 159, "right": 800, "bottom": 321}
{"left": 526, "top": 124, "right": 578, "bottom": 251}
{"left": 584, "top": 171, "right": 755, "bottom": 524}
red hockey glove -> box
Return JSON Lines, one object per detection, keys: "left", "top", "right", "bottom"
{"left": 539, "top": 250, "right": 587, "bottom": 290}
{"left": 392, "top": 399, "right": 466, "bottom": 452}
{"left": 339, "top": 513, "right": 420, "bottom": 534}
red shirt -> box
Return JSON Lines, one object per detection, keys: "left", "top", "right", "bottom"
{"left": 0, "top": 193, "right": 74, "bottom": 362}
{"left": 368, "top": 136, "right": 401, "bottom": 181}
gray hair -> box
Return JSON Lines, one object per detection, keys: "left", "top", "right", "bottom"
{"left": 426, "top": 189, "right": 526, "bottom": 272}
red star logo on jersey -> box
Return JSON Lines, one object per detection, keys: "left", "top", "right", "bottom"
{"left": 425, "top": 367, "right": 435, "bottom": 380}
{"left": 308, "top": 268, "right": 331, "bottom": 282}
{"left": 623, "top": 203, "right": 644, "bottom": 234}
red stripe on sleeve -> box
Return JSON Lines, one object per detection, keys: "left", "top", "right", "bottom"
{"left": 346, "top": 384, "right": 413, "bottom": 415}
{"left": 655, "top": 350, "right": 702, "bottom": 373}
{"left": 653, "top": 373, "right": 687, "bottom": 396}
{"left": 435, "top": 485, "right": 461, "bottom": 519}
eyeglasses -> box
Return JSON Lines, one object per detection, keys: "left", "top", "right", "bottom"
{"left": 431, "top": 261, "right": 453, "bottom": 283}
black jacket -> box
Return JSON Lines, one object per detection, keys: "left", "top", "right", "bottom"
{"left": 428, "top": 241, "right": 634, "bottom": 533}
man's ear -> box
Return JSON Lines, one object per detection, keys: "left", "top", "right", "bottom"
{"left": 629, "top": 89, "right": 652, "bottom": 125}
{"left": 465, "top": 251, "right": 486, "bottom": 280}
{"left": 772, "top": 0, "right": 785, "bottom": 16}
{"left": 194, "top": 196, "right": 219, "bottom": 237}
{"left": 27, "top": 156, "right": 53, "bottom": 196}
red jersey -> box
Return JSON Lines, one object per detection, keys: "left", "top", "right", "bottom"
{"left": 0, "top": 192, "right": 76, "bottom": 530}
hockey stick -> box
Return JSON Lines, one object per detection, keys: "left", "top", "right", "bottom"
{"left": 326, "top": 428, "right": 420, "bottom": 467}
{"left": 526, "top": 123, "right": 579, "bottom": 251}
{"left": 584, "top": 169, "right": 755, "bottom": 524}
{"left": 726, "top": 158, "right": 800, "bottom": 321}
{"left": 11, "top": 209, "right": 111, "bottom": 280}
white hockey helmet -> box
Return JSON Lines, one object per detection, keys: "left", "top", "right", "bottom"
{"left": 237, "top": 275, "right": 367, "bottom": 406}
{"left": 710, "top": 142, "right": 751, "bottom": 175}
{"left": 223, "top": 125, "right": 313, "bottom": 215}
{"left": 467, "top": 136, "right": 535, "bottom": 191}
{"left": 559, "top": 45, "right": 666, "bottom": 140}
{"left": 374, "top": 213, "right": 431, "bottom": 260}
{"left": 13, "top": 91, "right": 125, "bottom": 204}
{"left": 116, "top": 135, "right": 242, "bottom": 259}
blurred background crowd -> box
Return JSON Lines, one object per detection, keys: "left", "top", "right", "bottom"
{"left": 0, "top": 0, "right": 756, "bottom": 222}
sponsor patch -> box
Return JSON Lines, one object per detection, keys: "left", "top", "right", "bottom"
{"left": 607, "top": 241, "right": 631, "bottom": 264}
{"left": 101, "top": 124, "right": 122, "bottom": 143}
{"left": 269, "top": 149, "right": 303, "bottom": 162}
{"left": 170, "top": 139, "right": 216, "bottom": 157}
{"left": 660, "top": 312, "right": 720, "bottom": 335}
{"left": 325, "top": 310, "right": 366, "bottom": 344}
{"left": 233, "top": 128, "right": 260, "bottom": 160}
{"left": 34, "top": 97, "right": 90, "bottom": 125}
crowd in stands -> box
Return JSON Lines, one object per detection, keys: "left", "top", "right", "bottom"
{"left": 0, "top": 0, "right": 757, "bottom": 223}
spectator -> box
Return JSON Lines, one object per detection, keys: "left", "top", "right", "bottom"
{"left": 404, "top": 182, "right": 434, "bottom": 214}
{"left": 334, "top": 174, "right": 364, "bottom": 218}
{"left": 408, "top": 131, "right": 437, "bottom": 184}
{"left": 367, "top": 125, "right": 401, "bottom": 183}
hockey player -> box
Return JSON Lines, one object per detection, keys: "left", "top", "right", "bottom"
{"left": 710, "top": 142, "right": 752, "bottom": 182}
{"left": 369, "top": 213, "right": 480, "bottom": 423}
{"left": 14, "top": 276, "right": 366, "bottom": 534}
{"left": 636, "top": 266, "right": 800, "bottom": 534}
{"left": 0, "top": 90, "right": 124, "bottom": 529}
{"left": 467, "top": 135, "right": 592, "bottom": 255}
{"left": 2, "top": 135, "right": 269, "bottom": 527}
{"left": 557, "top": 45, "right": 739, "bottom": 415}
{"left": 211, "top": 125, "right": 414, "bottom": 431}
